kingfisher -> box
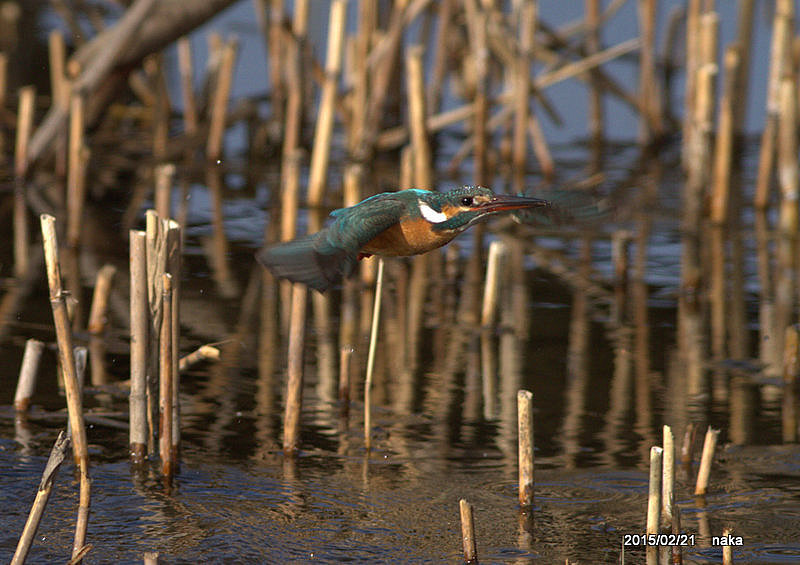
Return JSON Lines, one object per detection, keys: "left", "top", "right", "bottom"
{"left": 257, "top": 185, "right": 550, "bottom": 292}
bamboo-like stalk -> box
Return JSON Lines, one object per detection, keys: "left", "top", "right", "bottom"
{"left": 280, "top": 149, "right": 303, "bottom": 243}
{"left": 166, "top": 221, "right": 182, "bottom": 456}
{"left": 513, "top": 1, "right": 535, "bottom": 189}
{"left": 11, "top": 431, "right": 70, "bottom": 565}
{"left": 179, "top": 344, "right": 219, "bottom": 372}
{"left": 339, "top": 345, "right": 352, "bottom": 411}
{"left": 694, "top": 427, "right": 719, "bottom": 495}
{"left": 517, "top": 390, "right": 534, "bottom": 508}
{"left": 154, "top": 163, "right": 176, "bottom": 221}
{"left": 177, "top": 37, "right": 198, "bottom": 135}
{"left": 585, "top": 0, "right": 603, "bottom": 142}
{"left": 283, "top": 284, "right": 307, "bottom": 455}
{"left": 40, "top": 214, "right": 91, "bottom": 559}
{"left": 777, "top": 75, "right": 798, "bottom": 236}
{"left": 66, "top": 92, "right": 85, "bottom": 247}
{"left": 754, "top": 0, "right": 794, "bottom": 209}
{"left": 406, "top": 45, "right": 432, "bottom": 189}
{"left": 206, "top": 38, "right": 238, "bottom": 161}
{"left": 307, "top": 0, "right": 347, "bottom": 206}
{"left": 87, "top": 265, "right": 116, "bottom": 335}
{"left": 710, "top": 45, "right": 739, "bottom": 225}
{"left": 782, "top": 325, "right": 798, "bottom": 443}
{"left": 722, "top": 527, "right": 733, "bottom": 564}
{"left": 662, "top": 425, "right": 675, "bottom": 525}
{"left": 14, "top": 339, "right": 45, "bottom": 413}
{"left": 14, "top": 86, "right": 35, "bottom": 278}
{"left": 130, "top": 230, "right": 148, "bottom": 463}
{"left": 481, "top": 240, "right": 506, "bottom": 328}
{"left": 464, "top": 0, "right": 489, "bottom": 186}
{"left": 281, "top": 0, "right": 308, "bottom": 160}
{"left": 682, "top": 0, "right": 701, "bottom": 168}
{"left": 647, "top": 446, "right": 663, "bottom": 534}
{"left": 364, "top": 258, "right": 385, "bottom": 450}
{"left": 637, "top": 0, "right": 661, "bottom": 144}
{"left": 159, "top": 273, "right": 174, "bottom": 478}
{"left": 459, "top": 499, "right": 478, "bottom": 563}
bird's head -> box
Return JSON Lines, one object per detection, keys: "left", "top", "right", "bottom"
{"left": 414, "top": 186, "right": 550, "bottom": 232}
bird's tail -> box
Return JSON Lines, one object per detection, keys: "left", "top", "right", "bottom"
{"left": 256, "top": 234, "right": 351, "bottom": 292}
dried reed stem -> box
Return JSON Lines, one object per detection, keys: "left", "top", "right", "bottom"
{"left": 722, "top": 528, "right": 733, "bottom": 564}
{"left": 481, "top": 240, "right": 506, "bottom": 328}
{"left": 154, "top": 163, "right": 176, "bottom": 221}
{"left": 11, "top": 431, "right": 70, "bottom": 565}
{"left": 364, "top": 258, "right": 385, "bottom": 450}
{"left": 459, "top": 499, "right": 478, "bottom": 563}
{"left": 129, "top": 230, "right": 148, "bottom": 462}
{"left": 782, "top": 325, "right": 798, "bottom": 443}
{"left": 179, "top": 345, "right": 220, "bottom": 372}
{"left": 40, "top": 214, "right": 91, "bottom": 559}
{"left": 777, "top": 75, "right": 798, "bottom": 235}
{"left": 406, "top": 45, "right": 432, "bottom": 188}
{"left": 694, "top": 427, "right": 719, "bottom": 495}
{"left": 754, "top": 0, "right": 794, "bottom": 209}
{"left": 177, "top": 37, "right": 198, "bottom": 134}
{"left": 517, "top": 390, "right": 534, "bottom": 508}
{"left": 207, "top": 39, "right": 238, "bottom": 161}
{"left": 710, "top": 46, "right": 739, "bottom": 225}
{"left": 662, "top": 425, "right": 675, "bottom": 525}
{"left": 14, "top": 339, "right": 45, "bottom": 412}
{"left": 87, "top": 265, "right": 116, "bottom": 335}
{"left": 14, "top": 86, "right": 35, "bottom": 278}
{"left": 307, "top": 0, "right": 347, "bottom": 206}
{"left": 66, "top": 93, "right": 85, "bottom": 247}
{"left": 159, "top": 273, "right": 174, "bottom": 478}
{"left": 647, "top": 446, "right": 663, "bottom": 535}
{"left": 283, "top": 284, "right": 308, "bottom": 454}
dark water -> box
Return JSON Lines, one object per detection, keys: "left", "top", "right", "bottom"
{"left": 2, "top": 2, "right": 800, "bottom": 564}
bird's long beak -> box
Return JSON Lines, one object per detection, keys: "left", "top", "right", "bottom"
{"left": 482, "top": 194, "right": 550, "bottom": 214}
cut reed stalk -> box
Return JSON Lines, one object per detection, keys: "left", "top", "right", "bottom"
{"left": 40, "top": 214, "right": 91, "bottom": 559}
{"left": 777, "top": 75, "right": 798, "bottom": 235}
{"left": 682, "top": 0, "right": 700, "bottom": 167}
{"left": 87, "top": 265, "right": 116, "bottom": 335}
{"left": 307, "top": 0, "right": 347, "bottom": 206}
{"left": 166, "top": 221, "right": 181, "bottom": 455}
{"left": 754, "top": 0, "right": 794, "bottom": 209}
{"left": 459, "top": 499, "right": 478, "bottom": 563}
{"left": 406, "top": 45, "right": 432, "bottom": 188}
{"left": 647, "top": 446, "right": 663, "bottom": 534}
{"left": 177, "top": 37, "right": 198, "bottom": 135}
{"left": 637, "top": 0, "right": 661, "bottom": 144}
{"left": 364, "top": 258, "right": 385, "bottom": 450}
{"left": 722, "top": 528, "right": 733, "bottom": 564}
{"left": 14, "top": 339, "right": 45, "bottom": 413}
{"left": 14, "top": 86, "right": 35, "bottom": 278}
{"left": 283, "top": 284, "right": 308, "bottom": 455}
{"left": 339, "top": 344, "right": 352, "bottom": 409}
{"left": 159, "top": 273, "right": 174, "bottom": 478}
{"left": 782, "top": 325, "right": 798, "bottom": 443}
{"left": 694, "top": 427, "right": 719, "bottom": 495}
{"left": 129, "top": 230, "right": 148, "bottom": 463}
{"left": 11, "top": 431, "right": 70, "bottom": 565}
{"left": 178, "top": 345, "right": 219, "bottom": 372}
{"left": 206, "top": 38, "right": 238, "bottom": 161}
{"left": 710, "top": 45, "right": 739, "bottom": 225}
{"left": 517, "top": 390, "right": 534, "bottom": 508}
{"left": 481, "top": 240, "right": 506, "bottom": 328}
{"left": 513, "top": 1, "right": 535, "bottom": 189}
{"left": 662, "top": 425, "right": 675, "bottom": 525}
{"left": 154, "top": 163, "right": 175, "bottom": 221}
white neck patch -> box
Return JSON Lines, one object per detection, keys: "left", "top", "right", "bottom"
{"left": 418, "top": 201, "right": 448, "bottom": 224}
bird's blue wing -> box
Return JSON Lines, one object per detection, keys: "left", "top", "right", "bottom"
{"left": 257, "top": 194, "right": 405, "bottom": 292}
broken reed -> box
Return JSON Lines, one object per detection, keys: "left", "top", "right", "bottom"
{"left": 40, "top": 214, "right": 91, "bottom": 560}
{"left": 517, "top": 390, "right": 534, "bottom": 508}
{"left": 459, "top": 499, "right": 478, "bottom": 564}
{"left": 130, "top": 211, "right": 181, "bottom": 472}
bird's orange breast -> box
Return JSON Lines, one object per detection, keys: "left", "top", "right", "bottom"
{"left": 361, "top": 217, "right": 457, "bottom": 257}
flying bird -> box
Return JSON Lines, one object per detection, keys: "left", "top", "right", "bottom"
{"left": 257, "top": 185, "right": 550, "bottom": 292}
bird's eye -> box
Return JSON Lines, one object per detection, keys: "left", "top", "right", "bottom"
{"left": 461, "top": 197, "right": 474, "bottom": 206}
